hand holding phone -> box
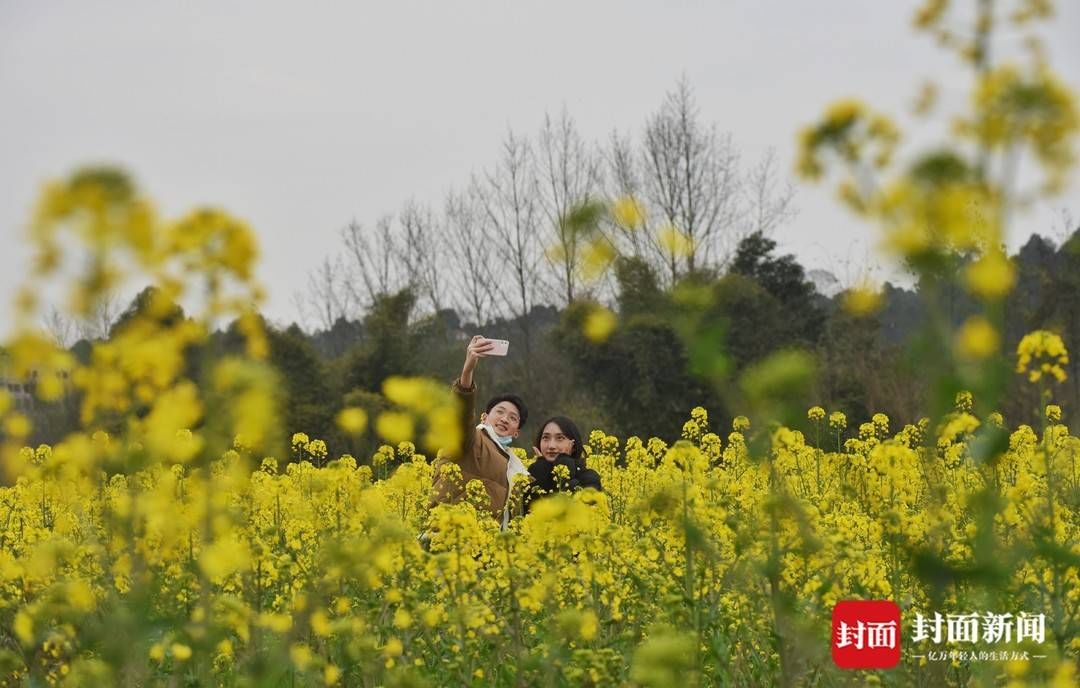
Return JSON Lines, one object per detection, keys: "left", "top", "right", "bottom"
{"left": 463, "top": 336, "right": 509, "bottom": 387}
{"left": 484, "top": 338, "right": 509, "bottom": 356}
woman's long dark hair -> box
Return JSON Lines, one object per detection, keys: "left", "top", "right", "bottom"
{"left": 534, "top": 416, "right": 584, "bottom": 460}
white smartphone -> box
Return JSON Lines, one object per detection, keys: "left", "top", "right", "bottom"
{"left": 485, "top": 338, "right": 509, "bottom": 356}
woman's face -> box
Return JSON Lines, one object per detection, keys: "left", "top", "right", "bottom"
{"left": 539, "top": 422, "right": 574, "bottom": 461}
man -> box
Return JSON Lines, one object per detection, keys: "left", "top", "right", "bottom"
{"left": 428, "top": 336, "right": 529, "bottom": 528}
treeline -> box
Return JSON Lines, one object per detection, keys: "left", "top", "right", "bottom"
{"left": 14, "top": 80, "right": 1079, "bottom": 456}
{"left": 21, "top": 225, "right": 1080, "bottom": 459}
{"left": 292, "top": 80, "right": 795, "bottom": 346}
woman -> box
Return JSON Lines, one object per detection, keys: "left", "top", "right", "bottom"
{"left": 527, "top": 416, "right": 602, "bottom": 501}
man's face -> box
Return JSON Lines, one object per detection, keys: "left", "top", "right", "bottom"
{"left": 483, "top": 401, "right": 521, "bottom": 438}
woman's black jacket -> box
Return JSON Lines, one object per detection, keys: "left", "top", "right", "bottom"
{"left": 524, "top": 454, "right": 602, "bottom": 511}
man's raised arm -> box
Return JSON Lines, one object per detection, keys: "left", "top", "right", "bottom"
{"left": 450, "top": 335, "right": 494, "bottom": 455}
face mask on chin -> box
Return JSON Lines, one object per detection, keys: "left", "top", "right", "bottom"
{"left": 481, "top": 422, "right": 515, "bottom": 448}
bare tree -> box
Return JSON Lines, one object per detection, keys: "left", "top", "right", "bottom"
{"left": 475, "top": 130, "right": 544, "bottom": 370}
{"left": 642, "top": 78, "right": 741, "bottom": 281}
{"left": 607, "top": 123, "right": 672, "bottom": 282}
{"left": 743, "top": 148, "right": 797, "bottom": 238}
{"left": 42, "top": 307, "right": 76, "bottom": 349}
{"left": 478, "top": 130, "right": 544, "bottom": 317}
{"left": 603, "top": 128, "right": 650, "bottom": 259}
{"left": 535, "top": 109, "right": 603, "bottom": 305}
{"left": 445, "top": 187, "right": 496, "bottom": 326}
{"left": 1049, "top": 207, "right": 1077, "bottom": 247}
{"left": 314, "top": 79, "right": 800, "bottom": 336}
{"left": 341, "top": 217, "right": 401, "bottom": 308}
{"left": 77, "top": 295, "right": 119, "bottom": 341}
{"left": 606, "top": 129, "right": 643, "bottom": 199}
{"left": 823, "top": 240, "right": 881, "bottom": 292}
{"left": 293, "top": 255, "right": 354, "bottom": 332}
{"left": 397, "top": 200, "right": 446, "bottom": 314}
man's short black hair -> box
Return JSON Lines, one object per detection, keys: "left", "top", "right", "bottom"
{"left": 485, "top": 393, "right": 527, "bottom": 426}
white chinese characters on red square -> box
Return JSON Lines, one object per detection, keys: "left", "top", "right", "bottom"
{"left": 832, "top": 600, "right": 901, "bottom": 669}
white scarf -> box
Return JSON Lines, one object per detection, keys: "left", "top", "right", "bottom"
{"left": 478, "top": 423, "right": 529, "bottom": 529}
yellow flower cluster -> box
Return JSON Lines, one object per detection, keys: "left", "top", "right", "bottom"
{"left": 0, "top": 399, "right": 1074, "bottom": 685}
{"left": 3, "top": 46, "right": 1077, "bottom": 677}
{"left": 958, "top": 64, "right": 1079, "bottom": 194}
{"left": 2, "top": 168, "right": 274, "bottom": 483}
{"left": 797, "top": 99, "right": 899, "bottom": 183}
{"left": 797, "top": 2, "right": 1079, "bottom": 372}
{"left": 1016, "top": 329, "right": 1070, "bottom": 383}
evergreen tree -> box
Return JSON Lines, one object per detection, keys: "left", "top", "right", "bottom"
{"left": 268, "top": 324, "right": 335, "bottom": 442}
{"left": 729, "top": 231, "right": 824, "bottom": 346}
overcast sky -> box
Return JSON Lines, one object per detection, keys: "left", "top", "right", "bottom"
{"left": 2, "top": 0, "right": 1078, "bottom": 334}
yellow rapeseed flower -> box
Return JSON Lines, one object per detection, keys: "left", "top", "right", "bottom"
{"left": 290, "top": 644, "right": 314, "bottom": 671}
{"left": 170, "top": 643, "right": 192, "bottom": 661}
{"left": 383, "top": 376, "right": 437, "bottom": 412}
{"left": 67, "top": 580, "right": 96, "bottom": 612}
{"left": 964, "top": 249, "right": 1016, "bottom": 300}
{"left": 324, "top": 665, "right": 342, "bottom": 686}
{"left": 13, "top": 611, "right": 33, "bottom": 645}
{"left": 580, "top": 238, "right": 617, "bottom": 281}
{"left": 828, "top": 411, "right": 846, "bottom": 432}
{"left": 1016, "top": 329, "right": 1069, "bottom": 383}
{"left": 10, "top": 154, "right": 1080, "bottom": 687}
{"left": 393, "top": 608, "right": 412, "bottom": 630}
{"left": 384, "top": 637, "right": 404, "bottom": 658}
{"left": 199, "top": 537, "right": 251, "bottom": 581}
{"left": 843, "top": 285, "right": 884, "bottom": 316}
{"left": 580, "top": 609, "right": 599, "bottom": 641}
{"left": 960, "top": 64, "right": 1080, "bottom": 194}
{"left": 612, "top": 196, "right": 645, "bottom": 228}
{"left": 955, "top": 316, "right": 1000, "bottom": 360}
{"left": 658, "top": 224, "right": 694, "bottom": 258}
{"left": 4, "top": 413, "right": 31, "bottom": 439}
{"left": 1045, "top": 404, "right": 1062, "bottom": 423}
{"left": 582, "top": 306, "right": 617, "bottom": 343}
{"left": 336, "top": 407, "right": 368, "bottom": 436}
{"left": 310, "top": 610, "right": 332, "bottom": 637}
{"left": 376, "top": 412, "right": 415, "bottom": 445}
{"left": 257, "top": 613, "right": 293, "bottom": 633}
